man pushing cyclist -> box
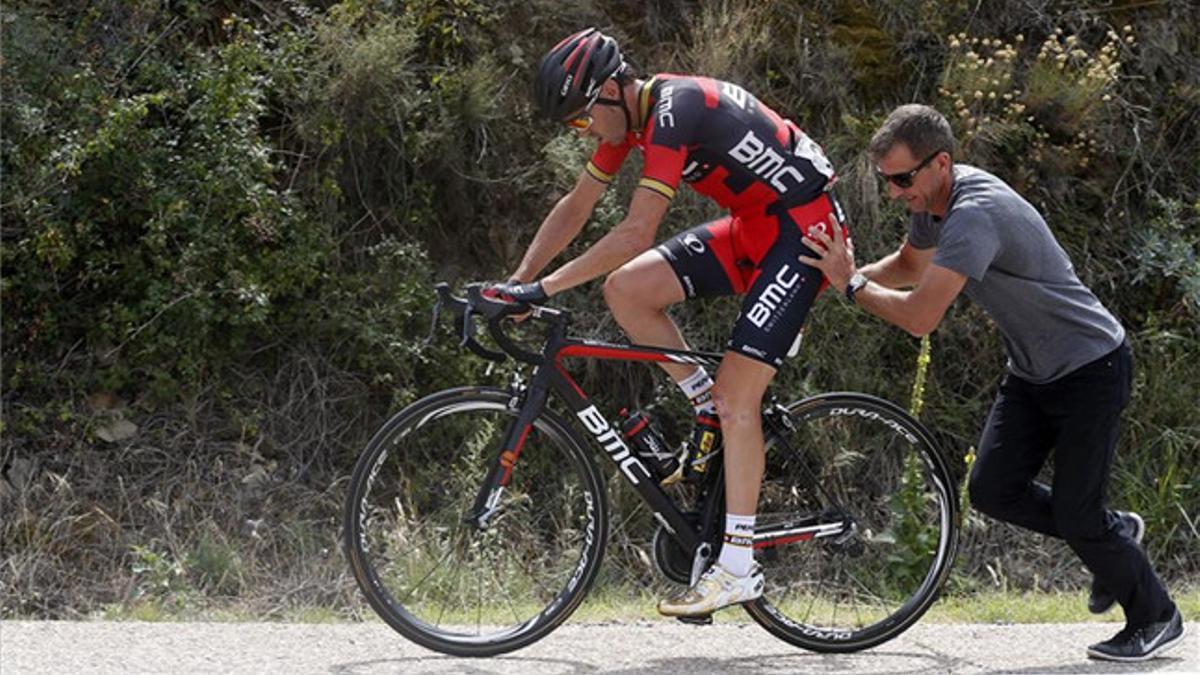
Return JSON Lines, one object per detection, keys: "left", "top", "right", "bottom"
{"left": 484, "top": 27, "right": 845, "bottom": 616}
{"left": 799, "top": 104, "right": 1183, "bottom": 662}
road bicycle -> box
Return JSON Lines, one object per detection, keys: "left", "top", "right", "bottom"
{"left": 343, "top": 283, "right": 960, "bottom": 657}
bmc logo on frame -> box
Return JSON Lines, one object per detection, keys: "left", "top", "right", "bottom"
{"left": 576, "top": 406, "right": 651, "bottom": 485}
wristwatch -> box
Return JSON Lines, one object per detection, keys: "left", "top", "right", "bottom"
{"left": 845, "top": 272, "right": 869, "bottom": 303}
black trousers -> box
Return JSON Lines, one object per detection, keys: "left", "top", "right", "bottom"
{"left": 968, "top": 341, "right": 1173, "bottom": 626}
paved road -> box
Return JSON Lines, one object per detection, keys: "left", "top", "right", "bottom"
{"left": 1, "top": 620, "right": 1196, "bottom": 674}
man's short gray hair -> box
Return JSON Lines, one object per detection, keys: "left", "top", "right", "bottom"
{"left": 868, "top": 104, "right": 956, "bottom": 162}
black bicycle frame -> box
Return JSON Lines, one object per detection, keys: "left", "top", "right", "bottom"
{"left": 445, "top": 283, "right": 853, "bottom": 557}
{"left": 465, "top": 321, "right": 725, "bottom": 554}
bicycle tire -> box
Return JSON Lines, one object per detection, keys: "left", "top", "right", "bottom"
{"left": 343, "top": 386, "right": 609, "bottom": 657}
{"left": 744, "top": 392, "right": 960, "bottom": 652}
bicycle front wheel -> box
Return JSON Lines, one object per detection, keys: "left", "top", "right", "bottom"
{"left": 745, "top": 392, "right": 959, "bottom": 652}
{"left": 343, "top": 387, "right": 608, "bottom": 657}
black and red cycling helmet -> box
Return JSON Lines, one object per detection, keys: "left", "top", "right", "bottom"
{"left": 534, "top": 28, "right": 626, "bottom": 122}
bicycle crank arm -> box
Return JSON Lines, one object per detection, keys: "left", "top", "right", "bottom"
{"left": 689, "top": 542, "right": 713, "bottom": 587}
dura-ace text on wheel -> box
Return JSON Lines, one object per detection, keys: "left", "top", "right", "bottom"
{"left": 343, "top": 387, "right": 609, "bottom": 657}
{"left": 745, "top": 393, "right": 958, "bottom": 652}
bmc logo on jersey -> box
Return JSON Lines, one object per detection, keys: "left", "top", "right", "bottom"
{"left": 729, "top": 131, "right": 806, "bottom": 194}
{"left": 720, "top": 82, "right": 752, "bottom": 110}
{"left": 747, "top": 265, "right": 801, "bottom": 327}
{"left": 657, "top": 84, "right": 677, "bottom": 128}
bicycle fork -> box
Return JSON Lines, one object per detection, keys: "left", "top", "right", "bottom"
{"left": 463, "top": 376, "right": 547, "bottom": 530}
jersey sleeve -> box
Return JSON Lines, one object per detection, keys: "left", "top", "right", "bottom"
{"left": 931, "top": 206, "right": 1000, "bottom": 280}
{"left": 585, "top": 139, "right": 632, "bottom": 185}
{"left": 637, "top": 83, "right": 705, "bottom": 201}
{"left": 907, "top": 213, "right": 939, "bottom": 249}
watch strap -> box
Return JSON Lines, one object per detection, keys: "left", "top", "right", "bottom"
{"left": 845, "top": 273, "right": 868, "bottom": 303}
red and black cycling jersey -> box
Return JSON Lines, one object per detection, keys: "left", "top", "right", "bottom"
{"left": 585, "top": 74, "right": 837, "bottom": 218}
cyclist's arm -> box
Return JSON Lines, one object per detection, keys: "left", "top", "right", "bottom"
{"left": 853, "top": 263, "right": 966, "bottom": 337}
{"left": 510, "top": 171, "right": 608, "bottom": 283}
{"left": 858, "top": 240, "right": 934, "bottom": 289}
{"left": 541, "top": 188, "right": 670, "bottom": 295}
{"left": 537, "top": 81, "right": 693, "bottom": 295}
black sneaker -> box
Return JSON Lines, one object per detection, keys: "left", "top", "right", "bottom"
{"left": 1087, "top": 607, "right": 1185, "bottom": 662}
{"left": 1088, "top": 511, "right": 1146, "bottom": 614}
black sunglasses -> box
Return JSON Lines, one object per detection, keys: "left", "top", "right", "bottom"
{"left": 876, "top": 151, "right": 943, "bottom": 189}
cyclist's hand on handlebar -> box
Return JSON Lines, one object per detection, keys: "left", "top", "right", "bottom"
{"left": 483, "top": 280, "right": 549, "bottom": 305}
{"left": 481, "top": 280, "right": 548, "bottom": 322}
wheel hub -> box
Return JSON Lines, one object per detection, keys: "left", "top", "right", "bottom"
{"left": 821, "top": 519, "right": 865, "bottom": 557}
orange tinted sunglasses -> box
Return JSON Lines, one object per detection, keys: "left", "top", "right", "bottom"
{"left": 565, "top": 113, "right": 594, "bottom": 130}
{"left": 563, "top": 97, "right": 622, "bottom": 131}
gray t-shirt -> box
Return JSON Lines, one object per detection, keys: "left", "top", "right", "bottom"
{"left": 908, "top": 164, "right": 1124, "bottom": 383}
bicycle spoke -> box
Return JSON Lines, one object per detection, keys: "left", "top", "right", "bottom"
{"left": 482, "top": 534, "right": 524, "bottom": 629}
{"left": 849, "top": 574, "right": 864, "bottom": 629}
{"left": 801, "top": 560, "right": 820, "bottom": 624}
{"left": 475, "top": 564, "right": 483, "bottom": 635}
{"left": 432, "top": 529, "right": 472, "bottom": 628}
{"left": 843, "top": 564, "right": 892, "bottom": 616}
{"left": 830, "top": 565, "right": 842, "bottom": 628}
{"left": 392, "top": 523, "right": 461, "bottom": 608}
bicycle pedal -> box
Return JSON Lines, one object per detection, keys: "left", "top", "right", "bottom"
{"left": 675, "top": 614, "right": 713, "bottom": 626}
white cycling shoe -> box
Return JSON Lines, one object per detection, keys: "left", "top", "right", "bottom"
{"left": 657, "top": 563, "right": 764, "bottom": 617}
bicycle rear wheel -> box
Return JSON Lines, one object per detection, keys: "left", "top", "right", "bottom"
{"left": 343, "top": 387, "right": 608, "bottom": 656}
{"left": 745, "top": 392, "right": 959, "bottom": 652}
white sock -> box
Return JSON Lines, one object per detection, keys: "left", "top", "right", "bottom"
{"left": 717, "top": 513, "right": 756, "bottom": 577}
{"left": 678, "top": 368, "right": 716, "bottom": 414}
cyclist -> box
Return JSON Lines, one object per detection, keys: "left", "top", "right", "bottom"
{"left": 800, "top": 104, "right": 1183, "bottom": 662}
{"left": 485, "top": 27, "right": 845, "bottom": 617}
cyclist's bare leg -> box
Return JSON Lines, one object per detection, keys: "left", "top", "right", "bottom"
{"left": 712, "top": 352, "right": 776, "bottom": 515}
{"left": 603, "top": 250, "right": 697, "bottom": 382}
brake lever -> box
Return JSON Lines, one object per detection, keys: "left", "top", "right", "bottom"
{"left": 459, "top": 303, "right": 508, "bottom": 362}
{"left": 424, "top": 290, "right": 443, "bottom": 346}
{"left": 459, "top": 304, "right": 474, "bottom": 348}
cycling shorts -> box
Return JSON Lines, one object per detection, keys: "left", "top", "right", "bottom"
{"left": 655, "top": 192, "right": 848, "bottom": 369}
